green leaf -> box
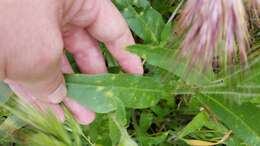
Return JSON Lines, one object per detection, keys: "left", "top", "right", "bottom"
{"left": 66, "top": 74, "right": 169, "bottom": 113}
{"left": 100, "top": 43, "right": 119, "bottom": 69}
{"left": 109, "top": 118, "right": 121, "bottom": 146}
{"left": 128, "top": 44, "right": 213, "bottom": 85}
{"left": 204, "top": 119, "right": 229, "bottom": 133}
{"left": 140, "top": 132, "right": 169, "bottom": 146}
{"left": 197, "top": 95, "right": 260, "bottom": 146}
{"left": 114, "top": 0, "right": 166, "bottom": 44}
{"left": 160, "top": 22, "right": 172, "bottom": 45}
{"left": 87, "top": 115, "right": 112, "bottom": 145}
{"left": 139, "top": 112, "right": 153, "bottom": 133}
{"left": 110, "top": 114, "right": 138, "bottom": 146}
{"left": 123, "top": 6, "right": 165, "bottom": 43}
{"left": 113, "top": 97, "right": 127, "bottom": 126}
{"left": 132, "top": 0, "right": 150, "bottom": 8}
{"left": 119, "top": 134, "right": 138, "bottom": 146}
{"left": 129, "top": 45, "right": 260, "bottom": 100}
{"left": 113, "top": 0, "right": 132, "bottom": 9}
{"left": 225, "top": 136, "right": 247, "bottom": 146}
{"left": 175, "top": 82, "right": 260, "bottom": 100}
{"left": 179, "top": 56, "right": 260, "bottom": 99}
{"left": 113, "top": 0, "right": 150, "bottom": 9}
{"left": 178, "top": 112, "right": 209, "bottom": 139}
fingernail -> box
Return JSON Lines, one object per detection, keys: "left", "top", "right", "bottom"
{"left": 76, "top": 110, "right": 96, "bottom": 125}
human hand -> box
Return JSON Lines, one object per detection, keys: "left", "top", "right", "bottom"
{"left": 0, "top": 0, "right": 143, "bottom": 124}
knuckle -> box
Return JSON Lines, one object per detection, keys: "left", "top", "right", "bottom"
{"left": 64, "top": 0, "right": 99, "bottom": 27}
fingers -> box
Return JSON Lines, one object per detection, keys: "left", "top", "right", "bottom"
{"left": 63, "top": 98, "right": 96, "bottom": 125}
{"left": 63, "top": 28, "right": 107, "bottom": 74}
{"left": 104, "top": 30, "right": 144, "bottom": 75}
{"left": 70, "top": 0, "right": 143, "bottom": 74}
{"left": 61, "top": 54, "right": 96, "bottom": 125}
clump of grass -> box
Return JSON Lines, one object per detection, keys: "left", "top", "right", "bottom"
{"left": 0, "top": 97, "right": 94, "bottom": 146}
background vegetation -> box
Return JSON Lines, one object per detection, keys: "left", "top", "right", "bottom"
{"left": 0, "top": 0, "right": 260, "bottom": 145}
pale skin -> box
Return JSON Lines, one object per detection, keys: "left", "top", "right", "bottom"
{"left": 0, "top": 0, "right": 143, "bottom": 124}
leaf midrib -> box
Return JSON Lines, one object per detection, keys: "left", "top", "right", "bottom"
{"left": 206, "top": 95, "right": 260, "bottom": 144}
{"left": 67, "top": 83, "right": 166, "bottom": 93}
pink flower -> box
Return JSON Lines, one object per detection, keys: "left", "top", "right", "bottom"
{"left": 178, "top": 0, "right": 249, "bottom": 68}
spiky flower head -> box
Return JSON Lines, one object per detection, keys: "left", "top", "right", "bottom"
{"left": 178, "top": 0, "right": 249, "bottom": 70}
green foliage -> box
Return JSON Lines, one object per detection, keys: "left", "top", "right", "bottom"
{"left": 1, "top": 0, "right": 260, "bottom": 146}
{"left": 66, "top": 74, "right": 170, "bottom": 113}
{"left": 197, "top": 95, "right": 260, "bottom": 146}
{"left": 177, "top": 112, "right": 209, "bottom": 139}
